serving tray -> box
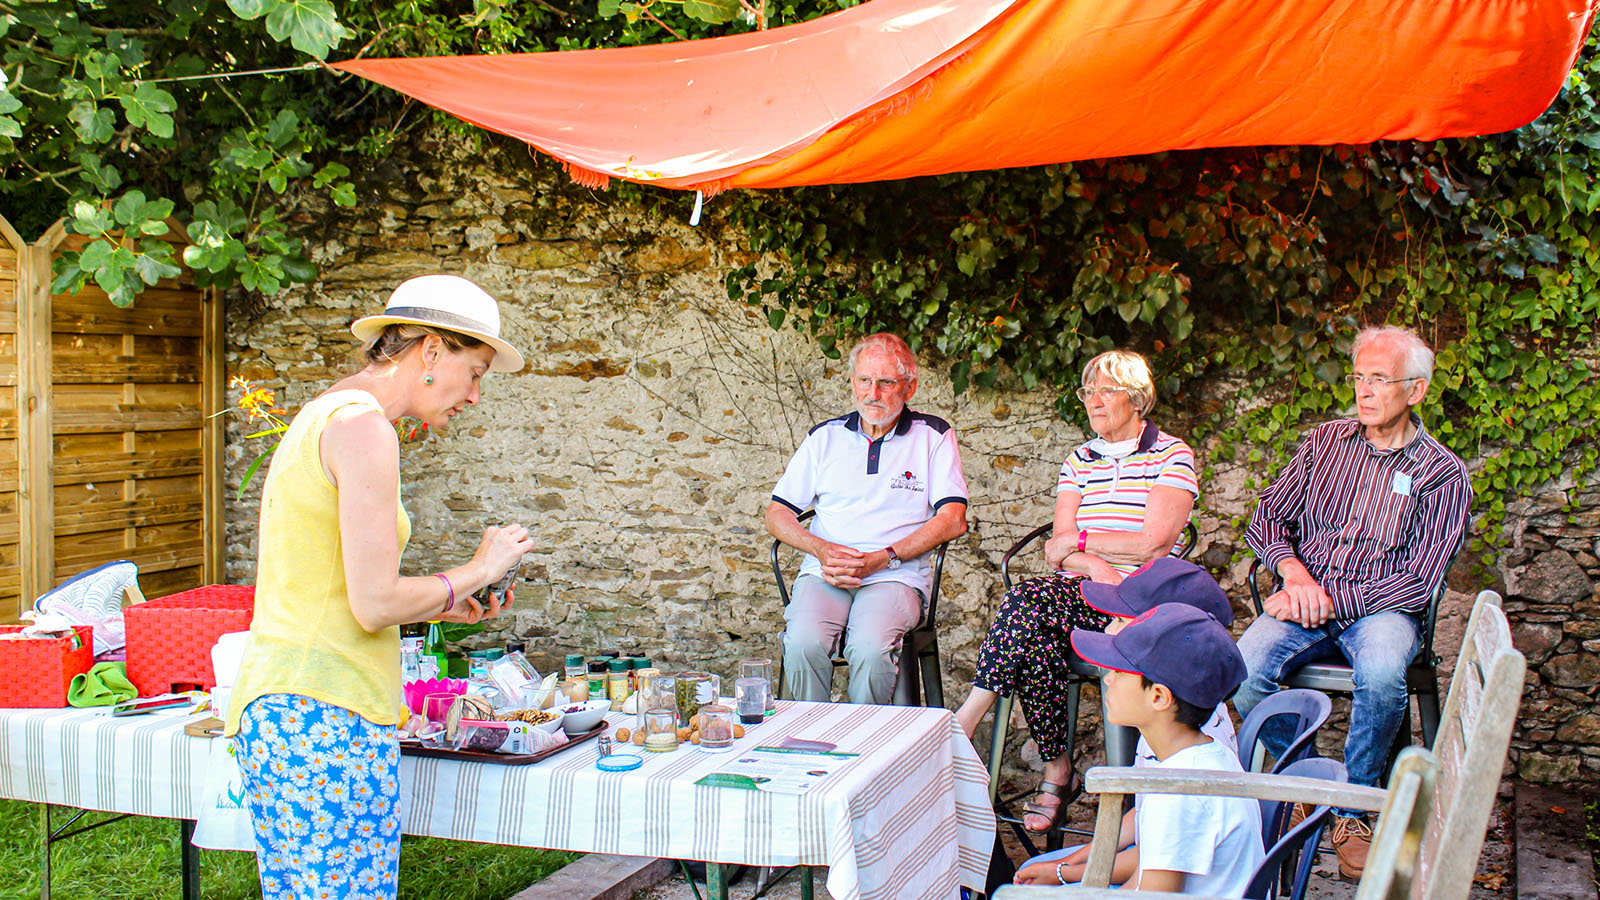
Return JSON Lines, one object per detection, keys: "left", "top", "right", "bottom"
{"left": 401, "top": 721, "right": 608, "bottom": 765}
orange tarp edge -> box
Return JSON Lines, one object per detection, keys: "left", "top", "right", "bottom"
{"left": 335, "top": 0, "right": 1599, "bottom": 192}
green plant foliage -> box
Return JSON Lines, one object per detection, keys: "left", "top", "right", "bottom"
{"left": 3, "top": 0, "right": 1595, "bottom": 550}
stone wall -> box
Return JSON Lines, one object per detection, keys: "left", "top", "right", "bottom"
{"left": 222, "top": 140, "right": 1600, "bottom": 784}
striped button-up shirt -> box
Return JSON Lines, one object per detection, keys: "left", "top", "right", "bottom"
{"left": 1244, "top": 415, "right": 1472, "bottom": 622}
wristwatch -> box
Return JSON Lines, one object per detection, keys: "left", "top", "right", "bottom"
{"left": 885, "top": 545, "right": 902, "bottom": 569}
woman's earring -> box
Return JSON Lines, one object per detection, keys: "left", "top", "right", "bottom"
{"left": 424, "top": 374, "right": 434, "bottom": 386}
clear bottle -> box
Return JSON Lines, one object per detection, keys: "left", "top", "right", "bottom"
{"left": 467, "top": 656, "right": 506, "bottom": 710}
{"left": 401, "top": 637, "right": 423, "bottom": 684}
{"left": 420, "top": 621, "right": 447, "bottom": 681}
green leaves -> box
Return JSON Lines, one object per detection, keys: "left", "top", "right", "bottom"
{"left": 116, "top": 82, "right": 176, "bottom": 138}
{"left": 228, "top": 0, "right": 349, "bottom": 59}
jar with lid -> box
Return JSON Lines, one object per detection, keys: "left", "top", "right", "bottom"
{"left": 606, "top": 658, "right": 632, "bottom": 709}
{"left": 587, "top": 660, "right": 608, "bottom": 699}
{"left": 629, "top": 657, "right": 652, "bottom": 692}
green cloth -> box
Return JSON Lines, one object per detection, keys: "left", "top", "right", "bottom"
{"left": 68, "top": 662, "right": 137, "bottom": 707}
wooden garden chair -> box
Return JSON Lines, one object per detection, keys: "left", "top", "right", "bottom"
{"left": 994, "top": 589, "right": 1524, "bottom": 900}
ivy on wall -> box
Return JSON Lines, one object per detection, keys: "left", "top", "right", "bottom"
{"left": 725, "top": 42, "right": 1600, "bottom": 560}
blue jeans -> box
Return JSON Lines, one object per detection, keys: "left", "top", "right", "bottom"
{"left": 1233, "top": 611, "right": 1421, "bottom": 815}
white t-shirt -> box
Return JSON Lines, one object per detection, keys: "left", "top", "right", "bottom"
{"left": 1135, "top": 704, "right": 1238, "bottom": 773}
{"left": 1135, "top": 739, "right": 1265, "bottom": 898}
{"left": 772, "top": 409, "right": 968, "bottom": 596}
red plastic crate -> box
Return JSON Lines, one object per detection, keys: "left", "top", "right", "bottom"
{"left": 0, "top": 624, "right": 95, "bottom": 708}
{"left": 124, "top": 585, "right": 255, "bottom": 696}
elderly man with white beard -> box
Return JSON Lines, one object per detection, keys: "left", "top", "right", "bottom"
{"left": 765, "top": 333, "right": 970, "bottom": 705}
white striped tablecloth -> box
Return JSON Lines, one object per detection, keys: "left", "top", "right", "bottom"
{"left": 0, "top": 701, "right": 994, "bottom": 900}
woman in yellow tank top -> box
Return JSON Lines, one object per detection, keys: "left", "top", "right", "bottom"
{"left": 227, "top": 275, "right": 533, "bottom": 900}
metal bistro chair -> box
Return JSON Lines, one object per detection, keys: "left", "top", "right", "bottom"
{"left": 985, "top": 520, "right": 1198, "bottom": 854}
{"left": 770, "top": 509, "right": 949, "bottom": 708}
{"left": 1245, "top": 536, "right": 1462, "bottom": 762}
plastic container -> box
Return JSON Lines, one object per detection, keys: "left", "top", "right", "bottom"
{"left": 0, "top": 625, "right": 94, "bottom": 708}
{"left": 123, "top": 585, "right": 254, "bottom": 696}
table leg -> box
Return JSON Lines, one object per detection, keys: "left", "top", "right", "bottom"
{"left": 801, "top": 865, "right": 815, "bottom": 900}
{"left": 39, "top": 803, "right": 51, "bottom": 900}
{"left": 707, "top": 862, "right": 728, "bottom": 900}
{"left": 179, "top": 819, "right": 200, "bottom": 900}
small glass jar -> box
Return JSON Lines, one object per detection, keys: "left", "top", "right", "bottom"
{"left": 739, "top": 657, "right": 777, "bottom": 717}
{"left": 698, "top": 704, "right": 736, "bottom": 752}
{"left": 643, "top": 708, "right": 679, "bottom": 752}
{"left": 642, "top": 672, "right": 672, "bottom": 734}
{"left": 735, "top": 677, "right": 769, "bottom": 725}
{"left": 675, "top": 672, "right": 719, "bottom": 727}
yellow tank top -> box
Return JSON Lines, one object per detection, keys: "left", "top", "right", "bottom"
{"left": 224, "top": 389, "right": 411, "bottom": 736}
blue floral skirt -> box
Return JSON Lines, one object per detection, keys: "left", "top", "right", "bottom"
{"left": 233, "top": 693, "right": 402, "bottom": 899}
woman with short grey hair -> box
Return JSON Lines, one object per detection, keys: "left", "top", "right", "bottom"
{"left": 955, "top": 348, "right": 1201, "bottom": 844}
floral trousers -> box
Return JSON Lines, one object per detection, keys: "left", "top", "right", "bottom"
{"left": 972, "top": 573, "right": 1111, "bottom": 761}
{"left": 233, "top": 693, "right": 402, "bottom": 900}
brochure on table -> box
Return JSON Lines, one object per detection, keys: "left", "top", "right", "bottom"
{"left": 696, "top": 745, "right": 860, "bottom": 794}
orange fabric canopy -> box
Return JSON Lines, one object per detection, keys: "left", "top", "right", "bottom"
{"left": 335, "top": 0, "right": 1598, "bottom": 192}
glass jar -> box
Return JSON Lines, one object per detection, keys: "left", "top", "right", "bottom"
{"left": 641, "top": 671, "right": 672, "bottom": 734}
{"left": 739, "top": 657, "right": 777, "bottom": 717}
{"left": 606, "top": 658, "right": 632, "bottom": 709}
{"left": 698, "top": 704, "right": 736, "bottom": 752}
{"left": 490, "top": 649, "right": 541, "bottom": 706}
{"left": 587, "top": 660, "right": 608, "bottom": 699}
{"left": 735, "top": 677, "right": 769, "bottom": 725}
{"left": 675, "top": 672, "right": 720, "bottom": 727}
{"left": 643, "top": 708, "right": 679, "bottom": 752}
{"left": 563, "top": 653, "right": 587, "bottom": 681}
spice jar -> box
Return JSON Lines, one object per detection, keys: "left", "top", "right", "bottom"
{"left": 643, "top": 708, "right": 679, "bottom": 752}
{"left": 606, "top": 658, "right": 632, "bottom": 710}
{"left": 587, "top": 660, "right": 608, "bottom": 699}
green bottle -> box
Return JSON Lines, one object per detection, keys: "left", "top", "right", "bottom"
{"left": 422, "top": 621, "right": 448, "bottom": 681}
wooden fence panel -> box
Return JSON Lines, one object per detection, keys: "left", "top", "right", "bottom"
{"left": 0, "top": 226, "right": 20, "bottom": 617}
{"left": 0, "top": 215, "right": 223, "bottom": 621}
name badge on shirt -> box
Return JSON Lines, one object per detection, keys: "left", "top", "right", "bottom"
{"left": 1392, "top": 472, "right": 1413, "bottom": 496}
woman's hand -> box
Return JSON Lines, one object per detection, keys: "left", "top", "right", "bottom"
{"left": 471, "top": 523, "right": 535, "bottom": 588}
{"left": 1083, "top": 556, "right": 1125, "bottom": 585}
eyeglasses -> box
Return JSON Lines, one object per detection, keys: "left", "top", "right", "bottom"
{"left": 853, "top": 376, "right": 906, "bottom": 391}
{"left": 1345, "top": 374, "right": 1420, "bottom": 388}
{"left": 1076, "top": 386, "right": 1130, "bottom": 402}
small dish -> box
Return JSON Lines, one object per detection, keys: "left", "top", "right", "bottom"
{"left": 558, "top": 698, "right": 612, "bottom": 734}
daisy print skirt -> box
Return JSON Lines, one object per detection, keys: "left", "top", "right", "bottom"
{"left": 234, "top": 693, "right": 402, "bottom": 899}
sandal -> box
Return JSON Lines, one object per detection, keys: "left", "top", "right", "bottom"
{"left": 1021, "top": 772, "right": 1082, "bottom": 833}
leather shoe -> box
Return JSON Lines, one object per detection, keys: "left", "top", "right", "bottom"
{"left": 1331, "top": 814, "right": 1373, "bottom": 881}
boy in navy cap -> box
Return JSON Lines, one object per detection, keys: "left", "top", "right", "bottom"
{"left": 1016, "top": 560, "right": 1244, "bottom": 887}
{"left": 1041, "top": 605, "right": 1263, "bottom": 895}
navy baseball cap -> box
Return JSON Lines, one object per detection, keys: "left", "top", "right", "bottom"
{"left": 1080, "top": 557, "right": 1233, "bottom": 626}
{"left": 1070, "top": 604, "right": 1247, "bottom": 709}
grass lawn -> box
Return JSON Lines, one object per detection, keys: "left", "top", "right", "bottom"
{"left": 0, "top": 799, "right": 577, "bottom": 900}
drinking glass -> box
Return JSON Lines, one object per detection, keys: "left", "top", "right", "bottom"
{"left": 735, "top": 677, "right": 768, "bottom": 725}
{"left": 738, "top": 657, "right": 777, "bottom": 716}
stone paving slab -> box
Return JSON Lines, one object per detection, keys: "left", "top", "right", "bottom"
{"left": 1514, "top": 783, "right": 1595, "bottom": 900}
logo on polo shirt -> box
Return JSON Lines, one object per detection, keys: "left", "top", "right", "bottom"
{"left": 890, "top": 470, "right": 925, "bottom": 493}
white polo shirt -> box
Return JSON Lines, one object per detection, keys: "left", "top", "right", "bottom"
{"left": 772, "top": 409, "right": 968, "bottom": 596}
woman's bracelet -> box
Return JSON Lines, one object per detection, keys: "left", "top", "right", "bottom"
{"left": 436, "top": 573, "right": 455, "bottom": 613}
{"left": 1077, "top": 529, "right": 1089, "bottom": 552}
{"left": 1056, "top": 861, "right": 1070, "bottom": 885}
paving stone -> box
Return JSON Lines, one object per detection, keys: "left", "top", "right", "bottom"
{"left": 1514, "top": 783, "right": 1595, "bottom": 900}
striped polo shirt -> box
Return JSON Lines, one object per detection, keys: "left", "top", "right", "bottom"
{"left": 1057, "top": 421, "right": 1199, "bottom": 572}
{"left": 772, "top": 409, "right": 968, "bottom": 596}
{"left": 1244, "top": 416, "right": 1472, "bottom": 622}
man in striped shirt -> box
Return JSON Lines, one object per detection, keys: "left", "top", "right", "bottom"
{"left": 1234, "top": 325, "right": 1472, "bottom": 881}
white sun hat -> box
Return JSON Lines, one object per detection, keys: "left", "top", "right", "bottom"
{"left": 350, "top": 274, "right": 525, "bottom": 373}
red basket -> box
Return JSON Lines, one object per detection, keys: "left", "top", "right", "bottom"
{"left": 0, "top": 625, "right": 95, "bottom": 708}
{"left": 124, "top": 585, "right": 255, "bottom": 696}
